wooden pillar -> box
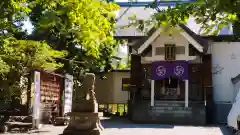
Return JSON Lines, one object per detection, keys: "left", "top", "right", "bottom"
{"left": 177, "top": 80, "right": 180, "bottom": 95}
{"left": 185, "top": 80, "right": 189, "bottom": 108}
{"left": 161, "top": 80, "right": 165, "bottom": 94}
{"left": 151, "top": 80, "right": 155, "bottom": 106}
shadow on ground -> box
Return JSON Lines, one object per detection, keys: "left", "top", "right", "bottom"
{"left": 220, "top": 126, "right": 233, "bottom": 135}
{"left": 100, "top": 117, "right": 174, "bottom": 129}
{"left": 101, "top": 117, "right": 233, "bottom": 135}
{"left": 8, "top": 129, "right": 50, "bottom": 134}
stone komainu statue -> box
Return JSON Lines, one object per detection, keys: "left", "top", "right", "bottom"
{"left": 75, "top": 73, "right": 96, "bottom": 101}
{"left": 82, "top": 73, "right": 96, "bottom": 101}
{"left": 62, "top": 73, "right": 103, "bottom": 135}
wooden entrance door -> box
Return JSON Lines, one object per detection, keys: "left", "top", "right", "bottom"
{"left": 189, "top": 64, "right": 203, "bottom": 101}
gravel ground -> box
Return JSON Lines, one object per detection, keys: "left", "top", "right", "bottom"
{"left": 2, "top": 118, "right": 233, "bottom": 135}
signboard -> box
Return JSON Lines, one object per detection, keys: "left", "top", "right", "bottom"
{"left": 33, "top": 71, "right": 41, "bottom": 120}
{"left": 63, "top": 74, "right": 73, "bottom": 114}
{"left": 151, "top": 61, "right": 188, "bottom": 80}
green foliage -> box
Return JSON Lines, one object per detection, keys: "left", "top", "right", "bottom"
{"left": 0, "top": 37, "right": 65, "bottom": 72}
{"left": 0, "top": 0, "right": 66, "bottom": 75}
{"left": 0, "top": 0, "right": 67, "bottom": 97}
{"left": 29, "top": 0, "right": 120, "bottom": 74}
{"left": 0, "top": 0, "right": 119, "bottom": 97}
{"left": 0, "top": 0, "right": 31, "bottom": 37}
{"left": 116, "top": 56, "right": 130, "bottom": 70}
{"left": 117, "top": 60, "right": 127, "bottom": 70}
{"left": 131, "top": 0, "right": 240, "bottom": 35}
{"left": 0, "top": 58, "right": 10, "bottom": 75}
{"left": 0, "top": 36, "right": 65, "bottom": 97}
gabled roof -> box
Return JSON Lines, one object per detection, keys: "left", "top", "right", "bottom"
{"left": 131, "top": 28, "right": 157, "bottom": 51}
{"left": 131, "top": 24, "right": 209, "bottom": 54}
{"left": 179, "top": 24, "right": 209, "bottom": 53}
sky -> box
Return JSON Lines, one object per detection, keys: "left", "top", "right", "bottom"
{"left": 23, "top": 18, "right": 34, "bottom": 34}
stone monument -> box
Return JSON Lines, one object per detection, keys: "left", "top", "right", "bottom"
{"left": 62, "top": 73, "right": 103, "bottom": 135}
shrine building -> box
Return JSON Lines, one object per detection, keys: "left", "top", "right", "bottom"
{"left": 126, "top": 24, "right": 212, "bottom": 125}
{"left": 93, "top": 5, "right": 240, "bottom": 125}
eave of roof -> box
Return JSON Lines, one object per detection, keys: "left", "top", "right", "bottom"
{"left": 114, "top": 34, "right": 240, "bottom": 42}
{"left": 131, "top": 24, "right": 209, "bottom": 54}
{"left": 179, "top": 24, "right": 209, "bottom": 53}
{"left": 114, "top": 36, "right": 144, "bottom": 41}
{"left": 202, "top": 35, "right": 240, "bottom": 42}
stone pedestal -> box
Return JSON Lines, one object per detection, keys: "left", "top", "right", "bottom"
{"left": 63, "top": 112, "right": 102, "bottom": 135}
{"left": 72, "top": 100, "right": 98, "bottom": 113}
{"left": 62, "top": 73, "right": 103, "bottom": 135}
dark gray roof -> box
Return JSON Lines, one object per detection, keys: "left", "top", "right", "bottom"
{"left": 131, "top": 24, "right": 209, "bottom": 54}
{"left": 179, "top": 24, "right": 209, "bottom": 53}
{"left": 202, "top": 35, "right": 240, "bottom": 42}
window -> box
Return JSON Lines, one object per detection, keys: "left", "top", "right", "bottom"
{"left": 122, "top": 78, "right": 130, "bottom": 91}
{"left": 164, "top": 44, "right": 176, "bottom": 60}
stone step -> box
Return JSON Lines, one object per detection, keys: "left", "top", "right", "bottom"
{"left": 154, "top": 100, "right": 185, "bottom": 104}
{"left": 154, "top": 103, "right": 184, "bottom": 107}
{"left": 154, "top": 101, "right": 185, "bottom": 105}
{"left": 151, "top": 106, "right": 193, "bottom": 119}
{"left": 152, "top": 110, "right": 192, "bottom": 115}
{"left": 152, "top": 106, "right": 192, "bottom": 111}
{"left": 152, "top": 107, "right": 192, "bottom": 112}
{"left": 150, "top": 101, "right": 194, "bottom": 116}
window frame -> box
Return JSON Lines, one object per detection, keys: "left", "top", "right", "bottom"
{"left": 164, "top": 44, "right": 176, "bottom": 60}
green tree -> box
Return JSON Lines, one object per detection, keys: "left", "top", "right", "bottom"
{"left": 0, "top": 0, "right": 119, "bottom": 98}
{"left": 29, "top": 0, "right": 120, "bottom": 75}
{"left": 0, "top": 0, "right": 66, "bottom": 98}
{"left": 0, "top": 37, "right": 66, "bottom": 98}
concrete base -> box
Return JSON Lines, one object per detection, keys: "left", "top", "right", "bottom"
{"left": 62, "top": 128, "right": 101, "bottom": 135}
